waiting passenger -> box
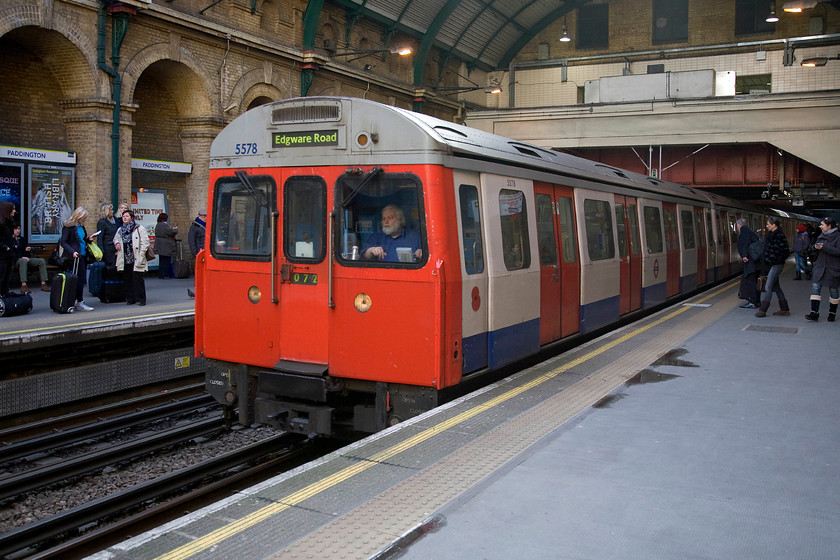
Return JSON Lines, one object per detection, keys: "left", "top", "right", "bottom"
{"left": 755, "top": 217, "right": 790, "bottom": 318}
{"left": 154, "top": 213, "right": 179, "bottom": 279}
{"left": 60, "top": 206, "right": 97, "bottom": 311}
{"left": 805, "top": 217, "right": 840, "bottom": 322}
{"left": 361, "top": 204, "right": 422, "bottom": 263}
{"left": 114, "top": 210, "right": 150, "bottom": 306}
{"left": 96, "top": 203, "right": 121, "bottom": 269}
{"left": 11, "top": 224, "right": 50, "bottom": 293}
{"left": 735, "top": 218, "right": 760, "bottom": 309}
{"left": 0, "top": 201, "right": 16, "bottom": 296}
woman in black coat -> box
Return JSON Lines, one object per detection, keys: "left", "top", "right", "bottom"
{"left": 755, "top": 216, "right": 790, "bottom": 318}
{"left": 96, "top": 203, "right": 120, "bottom": 269}
{"left": 805, "top": 217, "right": 840, "bottom": 322}
{"left": 0, "top": 201, "right": 16, "bottom": 296}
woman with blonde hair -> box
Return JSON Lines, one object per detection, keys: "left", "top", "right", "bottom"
{"left": 59, "top": 206, "right": 97, "bottom": 311}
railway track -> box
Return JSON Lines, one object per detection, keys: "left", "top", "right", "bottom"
{"left": 0, "top": 432, "right": 320, "bottom": 559}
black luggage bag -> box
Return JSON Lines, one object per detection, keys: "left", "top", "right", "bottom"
{"left": 51, "top": 264, "right": 79, "bottom": 314}
{"left": 99, "top": 266, "right": 126, "bottom": 303}
{"left": 0, "top": 291, "right": 34, "bottom": 317}
{"left": 173, "top": 239, "right": 190, "bottom": 279}
{"left": 88, "top": 261, "right": 105, "bottom": 296}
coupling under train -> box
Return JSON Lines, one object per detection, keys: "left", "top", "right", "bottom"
{"left": 198, "top": 96, "right": 794, "bottom": 436}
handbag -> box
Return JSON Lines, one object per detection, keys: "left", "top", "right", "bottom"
{"left": 757, "top": 275, "right": 768, "bottom": 292}
{"left": 145, "top": 244, "right": 155, "bottom": 261}
{"left": 48, "top": 247, "right": 65, "bottom": 267}
{"left": 87, "top": 241, "right": 103, "bottom": 262}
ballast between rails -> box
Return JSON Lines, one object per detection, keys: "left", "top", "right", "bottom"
{"left": 196, "top": 96, "right": 811, "bottom": 437}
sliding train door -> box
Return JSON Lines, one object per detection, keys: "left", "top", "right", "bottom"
{"left": 615, "top": 194, "right": 642, "bottom": 314}
{"left": 534, "top": 182, "right": 580, "bottom": 343}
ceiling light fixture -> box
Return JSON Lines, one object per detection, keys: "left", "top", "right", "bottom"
{"left": 560, "top": 16, "right": 571, "bottom": 42}
{"left": 766, "top": 2, "right": 779, "bottom": 22}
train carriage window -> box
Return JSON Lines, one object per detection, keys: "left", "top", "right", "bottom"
{"left": 460, "top": 185, "right": 484, "bottom": 274}
{"left": 729, "top": 215, "right": 738, "bottom": 245}
{"left": 680, "top": 210, "right": 696, "bottom": 249}
{"left": 284, "top": 176, "right": 326, "bottom": 262}
{"left": 643, "top": 206, "right": 663, "bottom": 253}
{"left": 583, "top": 199, "right": 615, "bottom": 261}
{"left": 336, "top": 171, "right": 426, "bottom": 266}
{"left": 211, "top": 174, "right": 274, "bottom": 260}
{"left": 615, "top": 203, "right": 627, "bottom": 258}
{"left": 536, "top": 194, "right": 557, "bottom": 266}
{"left": 557, "top": 198, "right": 577, "bottom": 263}
{"left": 499, "top": 189, "right": 531, "bottom": 271}
{"left": 628, "top": 204, "right": 641, "bottom": 255}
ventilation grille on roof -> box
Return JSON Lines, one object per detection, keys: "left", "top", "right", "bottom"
{"left": 272, "top": 103, "right": 341, "bottom": 124}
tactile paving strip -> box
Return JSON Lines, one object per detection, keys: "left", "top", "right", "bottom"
{"left": 268, "top": 290, "right": 736, "bottom": 560}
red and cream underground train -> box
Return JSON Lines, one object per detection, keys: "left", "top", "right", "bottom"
{"left": 198, "top": 96, "right": 768, "bottom": 436}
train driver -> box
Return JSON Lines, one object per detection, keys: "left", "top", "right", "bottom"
{"left": 361, "top": 204, "right": 422, "bottom": 263}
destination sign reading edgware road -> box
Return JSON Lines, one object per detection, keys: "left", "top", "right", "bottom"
{"left": 273, "top": 130, "right": 338, "bottom": 148}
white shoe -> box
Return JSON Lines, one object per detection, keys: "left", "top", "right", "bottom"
{"left": 76, "top": 301, "right": 94, "bottom": 311}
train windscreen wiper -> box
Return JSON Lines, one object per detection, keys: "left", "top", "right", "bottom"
{"left": 340, "top": 167, "right": 382, "bottom": 209}
{"left": 234, "top": 170, "right": 268, "bottom": 207}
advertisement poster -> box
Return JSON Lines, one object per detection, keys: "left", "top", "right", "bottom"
{"left": 131, "top": 189, "right": 168, "bottom": 270}
{"left": 0, "top": 163, "right": 24, "bottom": 226}
{"left": 29, "top": 166, "right": 74, "bottom": 242}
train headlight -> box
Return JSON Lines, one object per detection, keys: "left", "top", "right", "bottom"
{"left": 354, "top": 293, "right": 372, "bottom": 313}
{"left": 248, "top": 285, "right": 262, "bottom": 304}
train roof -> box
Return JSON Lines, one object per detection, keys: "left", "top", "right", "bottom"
{"left": 211, "top": 96, "right": 756, "bottom": 212}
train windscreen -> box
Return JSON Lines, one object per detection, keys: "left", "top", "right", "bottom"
{"left": 211, "top": 173, "right": 274, "bottom": 260}
{"left": 336, "top": 170, "right": 426, "bottom": 266}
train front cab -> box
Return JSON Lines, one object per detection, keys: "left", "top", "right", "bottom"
{"left": 201, "top": 164, "right": 464, "bottom": 435}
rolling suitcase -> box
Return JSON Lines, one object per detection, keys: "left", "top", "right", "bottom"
{"left": 99, "top": 267, "right": 126, "bottom": 303}
{"left": 173, "top": 239, "right": 191, "bottom": 278}
{"left": 88, "top": 261, "right": 105, "bottom": 296}
{"left": 51, "top": 258, "right": 79, "bottom": 314}
{"left": 0, "top": 291, "right": 34, "bottom": 317}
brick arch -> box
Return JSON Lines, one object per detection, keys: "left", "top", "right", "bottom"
{"left": 121, "top": 43, "right": 214, "bottom": 117}
{"left": 0, "top": 6, "right": 104, "bottom": 98}
{"left": 241, "top": 83, "right": 286, "bottom": 111}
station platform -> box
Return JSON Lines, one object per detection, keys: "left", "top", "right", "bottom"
{"left": 90, "top": 266, "right": 839, "bottom": 560}
{"left": 0, "top": 275, "right": 196, "bottom": 351}
{"left": 0, "top": 275, "right": 200, "bottom": 420}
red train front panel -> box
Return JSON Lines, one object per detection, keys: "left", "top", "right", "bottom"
{"left": 198, "top": 163, "right": 462, "bottom": 391}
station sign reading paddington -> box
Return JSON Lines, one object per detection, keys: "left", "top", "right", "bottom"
{"left": 272, "top": 130, "right": 339, "bottom": 148}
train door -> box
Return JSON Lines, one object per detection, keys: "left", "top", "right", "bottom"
{"left": 535, "top": 183, "right": 562, "bottom": 344}
{"left": 577, "top": 189, "right": 620, "bottom": 333}
{"left": 534, "top": 183, "right": 581, "bottom": 343}
{"left": 694, "top": 207, "right": 707, "bottom": 286}
{"left": 454, "top": 171, "right": 489, "bottom": 374}
{"left": 678, "top": 205, "right": 698, "bottom": 292}
{"left": 663, "top": 202, "right": 680, "bottom": 297}
{"left": 639, "top": 199, "right": 667, "bottom": 307}
{"left": 705, "top": 209, "right": 716, "bottom": 282}
{"left": 556, "top": 191, "right": 581, "bottom": 338}
{"left": 480, "top": 173, "right": 540, "bottom": 369}
{"left": 614, "top": 194, "right": 642, "bottom": 314}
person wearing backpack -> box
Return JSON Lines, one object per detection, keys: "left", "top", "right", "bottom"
{"left": 792, "top": 224, "right": 811, "bottom": 281}
{"left": 735, "top": 218, "right": 760, "bottom": 309}
{"left": 755, "top": 216, "right": 791, "bottom": 318}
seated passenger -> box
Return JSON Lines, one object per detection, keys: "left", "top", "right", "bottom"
{"left": 361, "top": 204, "right": 422, "bottom": 263}
{"left": 11, "top": 224, "right": 50, "bottom": 293}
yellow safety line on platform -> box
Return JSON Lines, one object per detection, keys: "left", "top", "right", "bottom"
{"left": 0, "top": 310, "right": 194, "bottom": 336}
{"left": 154, "top": 282, "right": 734, "bottom": 560}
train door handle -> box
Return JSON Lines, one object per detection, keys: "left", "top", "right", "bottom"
{"left": 553, "top": 264, "right": 559, "bottom": 282}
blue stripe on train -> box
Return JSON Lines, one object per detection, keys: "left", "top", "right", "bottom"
{"left": 580, "top": 295, "right": 620, "bottom": 334}
{"left": 642, "top": 281, "right": 667, "bottom": 308}
{"left": 462, "top": 318, "right": 540, "bottom": 374}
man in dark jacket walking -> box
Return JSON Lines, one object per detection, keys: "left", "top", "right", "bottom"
{"left": 736, "top": 218, "right": 760, "bottom": 308}
{"left": 187, "top": 209, "right": 206, "bottom": 299}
